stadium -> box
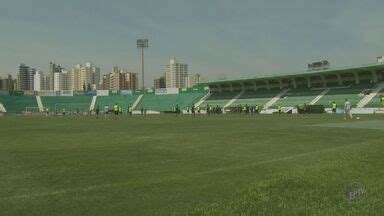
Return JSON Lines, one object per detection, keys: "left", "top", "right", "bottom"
{"left": 3, "top": 0, "right": 384, "bottom": 214}
{"left": 1, "top": 60, "right": 384, "bottom": 115}
{"left": 1, "top": 59, "right": 384, "bottom": 215}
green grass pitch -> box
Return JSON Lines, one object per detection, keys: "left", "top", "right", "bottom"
{"left": 1, "top": 114, "right": 384, "bottom": 215}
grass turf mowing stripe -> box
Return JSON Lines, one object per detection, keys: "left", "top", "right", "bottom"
{"left": 1, "top": 140, "right": 366, "bottom": 201}
{"left": 314, "top": 120, "right": 384, "bottom": 130}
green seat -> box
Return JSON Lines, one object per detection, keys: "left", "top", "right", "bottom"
{"left": 233, "top": 90, "right": 281, "bottom": 107}
{"left": 41, "top": 96, "right": 93, "bottom": 112}
{"left": 202, "top": 92, "right": 240, "bottom": 107}
{"left": 316, "top": 84, "right": 373, "bottom": 108}
{"left": 367, "top": 89, "right": 384, "bottom": 108}
{"left": 139, "top": 92, "right": 206, "bottom": 111}
{"left": 273, "top": 89, "right": 323, "bottom": 108}
{"left": 96, "top": 95, "right": 139, "bottom": 110}
{"left": 0, "top": 96, "right": 38, "bottom": 113}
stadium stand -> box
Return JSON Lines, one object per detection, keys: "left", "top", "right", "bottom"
{"left": 368, "top": 89, "right": 384, "bottom": 108}
{"left": 138, "top": 92, "right": 206, "bottom": 111}
{"left": 201, "top": 91, "right": 240, "bottom": 107}
{"left": 96, "top": 95, "right": 139, "bottom": 110}
{"left": 41, "top": 96, "right": 93, "bottom": 113}
{"left": 231, "top": 89, "right": 282, "bottom": 108}
{"left": 273, "top": 88, "right": 324, "bottom": 108}
{"left": 315, "top": 83, "right": 373, "bottom": 108}
{"left": 199, "top": 62, "right": 384, "bottom": 111}
{"left": 0, "top": 96, "right": 38, "bottom": 113}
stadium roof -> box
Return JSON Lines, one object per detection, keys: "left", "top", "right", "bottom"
{"left": 199, "top": 62, "right": 384, "bottom": 85}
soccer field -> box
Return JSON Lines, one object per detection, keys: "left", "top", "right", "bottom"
{"left": 1, "top": 114, "right": 384, "bottom": 215}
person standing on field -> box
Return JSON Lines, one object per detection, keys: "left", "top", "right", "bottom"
{"left": 331, "top": 101, "right": 337, "bottom": 114}
{"left": 114, "top": 103, "right": 119, "bottom": 119}
{"left": 127, "top": 106, "right": 132, "bottom": 116}
{"left": 95, "top": 106, "right": 100, "bottom": 119}
{"left": 344, "top": 99, "right": 353, "bottom": 119}
{"left": 191, "top": 105, "right": 195, "bottom": 117}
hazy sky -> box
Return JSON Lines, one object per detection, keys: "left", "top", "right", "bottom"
{"left": 1, "top": 0, "right": 384, "bottom": 86}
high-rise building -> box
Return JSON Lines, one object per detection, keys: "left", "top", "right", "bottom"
{"left": 53, "top": 69, "right": 68, "bottom": 91}
{"left": 33, "top": 71, "right": 44, "bottom": 91}
{"left": 101, "top": 74, "right": 110, "bottom": 90}
{"left": 28, "top": 68, "right": 36, "bottom": 90}
{"left": 18, "top": 64, "right": 35, "bottom": 90}
{"left": 0, "top": 74, "right": 14, "bottom": 91}
{"left": 79, "top": 62, "right": 100, "bottom": 91}
{"left": 48, "top": 62, "right": 62, "bottom": 90}
{"left": 185, "top": 73, "right": 201, "bottom": 88}
{"left": 66, "top": 63, "right": 100, "bottom": 91}
{"left": 126, "top": 72, "right": 138, "bottom": 89}
{"left": 68, "top": 67, "right": 80, "bottom": 91}
{"left": 101, "top": 66, "right": 138, "bottom": 90}
{"left": 154, "top": 76, "right": 166, "bottom": 89}
{"left": 165, "top": 58, "right": 188, "bottom": 88}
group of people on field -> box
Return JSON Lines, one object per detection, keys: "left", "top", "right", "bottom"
{"left": 330, "top": 99, "right": 353, "bottom": 119}
{"left": 43, "top": 107, "right": 90, "bottom": 116}
{"left": 93, "top": 103, "right": 134, "bottom": 119}
{"left": 46, "top": 94, "right": 384, "bottom": 119}
{"left": 205, "top": 104, "right": 223, "bottom": 114}
{"left": 186, "top": 105, "right": 201, "bottom": 115}
{"left": 233, "top": 104, "right": 261, "bottom": 114}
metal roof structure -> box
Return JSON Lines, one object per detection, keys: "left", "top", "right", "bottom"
{"left": 199, "top": 62, "right": 384, "bottom": 86}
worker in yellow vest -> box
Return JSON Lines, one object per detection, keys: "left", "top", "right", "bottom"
{"left": 128, "top": 106, "right": 132, "bottom": 116}
{"left": 331, "top": 102, "right": 337, "bottom": 114}
{"left": 113, "top": 103, "right": 119, "bottom": 119}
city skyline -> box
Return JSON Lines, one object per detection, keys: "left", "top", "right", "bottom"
{"left": 1, "top": 0, "right": 384, "bottom": 84}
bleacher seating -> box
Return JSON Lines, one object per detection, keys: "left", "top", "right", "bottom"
{"left": 201, "top": 91, "right": 240, "bottom": 107}
{"left": 232, "top": 89, "right": 281, "bottom": 107}
{"left": 0, "top": 96, "right": 38, "bottom": 113}
{"left": 96, "top": 95, "right": 139, "bottom": 110}
{"left": 315, "top": 84, "right": 373, "bottom": 108}
{"left": 367, "top": 90, "right": 384, "bottom": 108}
{"left": 138, "top": 92, "right": 206, "bottom": 111}
{"left": 273, "top": 89, "right": 323, "bottom": 108}
{"left": 41, "top": 96, "right": 93, "bottom": 112}
{"left": 1, "top": 84, "right": 383, "bottom": 113}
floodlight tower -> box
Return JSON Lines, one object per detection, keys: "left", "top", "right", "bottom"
{"left": 136, "top": 39, "right": 149, "bottom": 91}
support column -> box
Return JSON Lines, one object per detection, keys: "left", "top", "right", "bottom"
{"left": 252, "top": 81, "right": 257, "bottom": 91}
{"left": 229, "top": 83, "right": 233, "bottom": 92}
{"left": 353, "top": 72, "right": 360, "bottom": 84}
{"left": 378, "top": 71, "right": 383, "bottom": 82}
{"left": 371, "top": 70, "right": 378, "bottom": 83}
{"left": 278, "top": 79, "right": 283, "bottom": 89}
{"left": 240, "top": 82, "right": 245, "bottom": 91}
{"left": 320, "top": 75, "right": 327, "bottom": 87}
{"left": 265, "top": 80, "right": 270, "bottom": 90}
{"left": 291, "top": 78, "right": 297, "bottom": 89}
{"left": 217, "top": 84, "right": 222, "bottom": 93}
{"left": 306, "top": 77, "right": 312, "bottom": 88}
{"left": 336, "top": 74, "right": 343, "bottom": 86}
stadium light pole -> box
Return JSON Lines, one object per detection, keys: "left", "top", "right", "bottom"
{"left": 136, "top": 39, "right": 149, "bottom": 91}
